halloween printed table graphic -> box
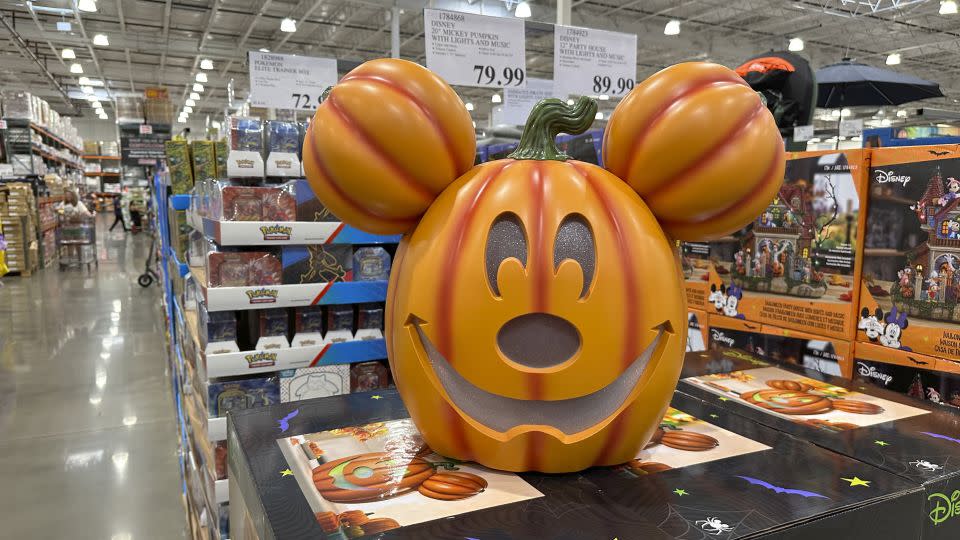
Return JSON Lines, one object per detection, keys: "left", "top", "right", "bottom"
{"left": 226, "top": 390, "right": 927, "bottom": 539}
{"left": 679, "top": 347, "right": 960, "bottom": 539}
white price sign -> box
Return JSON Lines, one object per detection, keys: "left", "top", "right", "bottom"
{"left": 248, "top": 51, "right": 338, "bottom": 111}
{"left": 793, "top": 125, "right": 814, "bottom": 142}
{"left": 840, "top": 119, "right": 864, "bottom": 138}
{"left": 502, "top": 78, "right": 556, "bottom": 126}
{"left": 554, "top": 25, "right": 637, "bottom": 97}
{"left": 424, "top": 8, "right": 526, "bottom": 88}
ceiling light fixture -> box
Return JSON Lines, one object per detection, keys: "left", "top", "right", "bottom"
{"left": 515, "top": 1, "right": 532, "bottom": 18}
{"left": 941, "top": 0, "right": 958, "bottom": 15}
{"left": 184, "top": 106, "right": 193, "bottom": 113}
{"left": 788, "top": 38, "right": 804, "bottom": 52}
{"left": 831, "top": 109, "right": 841, "bottom": 117}
{"left": 185, "top": 99, "right": 196, "bottom": 107}
{"left": 81, "top": 86, "right": 94, "bottom": 94}
{"left": 280, "top": 17, "right": 297, "bottom": 33}
{"left": 897, "top": 109, "right": 907, "bottom": 117}
{"left": 595, "top": 111, "right": 604, "bottom": 120}
{"left": 195, "top": 72, "right": 208, "bottom": 83}
{"left": 598, "top": 94, "right": 610, "bottom": 101}
{"left": 200, "top": 59, "right": 214, "bottom": 70}
{"left": 465, "top": 102, "right": 474, "bottom": 111}
{"left": 841, "top": 107, "right": 851, "bottom": 116}
{"left": 189, "top": 92, "right": 200, "bottom": 100}
{"left": 259, "top": 48, "right": 270, "bottom": 53}
{"left": 664, "top": 20, "right": 681, "bottom": 36}
{"left": 566, "top": 99, "right": 575, "bottom": 105}
{"left": 91, "top": 100, "right": 101, "bottom": 108}
{"left": 92, "top": 33, "right": 109, "bottom": 46}
{"left": 70, "top": 63, "right": 83, "bottom": 74}
{"left": 881, "top": 118, "right": 892, "bottom": 126}
{"left": 886, "top": 53, "right": 901, "bottom": 65}
{"left": 192, "top": 83, "right": 204, "bottom": 92}
{"left": 491, "top": 94, "right": 502, "bottom": 103}
{"left": 61, "top": 48, "right": 76, "bottom": 59}
{"left": 77, "top": 0, "right": 98, "bottom": 13}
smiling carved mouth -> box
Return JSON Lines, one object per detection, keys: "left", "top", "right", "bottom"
{"left": 412, "top": 320, "right": 669, "bottom": 435}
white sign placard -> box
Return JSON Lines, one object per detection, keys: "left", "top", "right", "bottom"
{"left": 554, "top": 25, "right": 637, "bottom": 97}
{"left": 502, "top": 78, "right": 556, "bottom": 126}
{"left": 793, "top": 124, "right": 814, "bottom": 142}
{"left": 248, "top": 51, "right": 338, "bottom": 111}
{"left": 839, "top": 119, "right": 864, "bottom": 138}
{"left": 139, "top": 124, "right": 153, "bottom": 135}
{"left": 424, "top": 8, "right": 526, "bottom": 88}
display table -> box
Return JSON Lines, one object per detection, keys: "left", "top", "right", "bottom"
{"left": 679, "top": 347, "right": 960, "bottom": 540}
{"left": 227, "top": 389, "right": 923, "bottom": 539}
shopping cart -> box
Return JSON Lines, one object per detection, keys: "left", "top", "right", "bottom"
{"left": 57, "top": 214, "right": 98, "bottom": 271}
{"left": 137, "top": 236, "right": 160, "bottom": 287}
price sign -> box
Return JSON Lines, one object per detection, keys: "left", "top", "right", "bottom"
{"left": 840, "top": 119, "right": 864, "bottom": 138}
{"left": 554, "top": 25, "right": 637, "bottom": 97}
{"left": 139, "top": 124, "right": 153, "bottom": 135}
{"left": 793, "top": 125, "right": 814, "bottom": 142}
{"left": 249, "top": 51, "right": 338, "bottom": 111}
{"left": 0, "top": 120, "right": 7, "bottom": 130}
{"left": 424, "top": 8, "right": 526, "bottom": 88}
{"left": 502, "top": 79, "right": 556, "bottom": 126}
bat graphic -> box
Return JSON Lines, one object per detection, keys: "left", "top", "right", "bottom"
{"left": 921, "top": 431, "right": 960, "bottom": 445}
{"left": 907, "top": 356, "right": 930, "bottom": 366}
{"left": 735, "top": 475, "right": 829, "bottom": 499}
{"left": 928, "top": 150, "right": 951, "bottom": 156}
{"left": 277, "top": 408, "right": 300, "bottom": 432}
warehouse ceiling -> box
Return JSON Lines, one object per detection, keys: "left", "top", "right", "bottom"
{"left": 2, "top": 0, "right": 960, "bottom": 130}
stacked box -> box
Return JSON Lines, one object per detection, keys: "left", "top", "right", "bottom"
{"left": 214, "top": 139, "right": 228, "bottom": 179}
{"left": 190, "top": 141, "right": 217, "bottom": 182}
{"left": 165, "top": 140, "right": 193, "bottom": 195}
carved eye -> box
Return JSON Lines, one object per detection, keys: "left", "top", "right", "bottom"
{"left": 554, "top": 214, "right": 595, "bottom": 298}
{"left": 486, "top": 213, "right": 527, "bottom": 296}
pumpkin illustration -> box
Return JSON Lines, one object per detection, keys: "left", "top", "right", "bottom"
{"left": 603, "top": 62, "right": 784, "bottom": 240}
{"left": 660, "top": 430, "right": 719, "bottom": 451}
{"left": 314, "top": 511, "right": 340, "bottom": 533}
{"left": 832, "top": 399, "right": 884, "bottom": 415}
{"left": 767, "top": 380, "right": 813, "bottom": 392}
{"left": 740, "top": 389, "right": 834, "bottom": 415}
{"left": 303, "top": 59, "right": 476, "bottom": 234}
{"left": 312, "top": 452, "right": 436, "bottom": 503}
{"left": 361, "top": 518, "right": 402, "bottom": 535}
{"left": 627, "top": 460, "right": 672, "bottom": 474}
{"left": 336, "top": 510, "right": 370, "bottom": 527}
{"left": 304, "top": 60, "right": 783, "bottom": 473}
{"left": 417, "top": 471, "right": 488, "bottom": 500}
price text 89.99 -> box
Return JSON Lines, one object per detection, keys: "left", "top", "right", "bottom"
{"left": 592, "top": 76, "right": 634, "bottom": 94}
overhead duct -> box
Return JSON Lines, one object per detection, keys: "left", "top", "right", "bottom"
{"left": 914, "top": 108, "right": 960, "bottom": 122}
{"left": 0, "top": 11, "right": 79, "bottom": 113}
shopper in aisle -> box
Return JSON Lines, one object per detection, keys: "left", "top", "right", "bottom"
{"left": 57, "top": 190, "right": 92, "bottom": 222}
{"left": 109, "top": 194, "right": 128, "bottom": 232}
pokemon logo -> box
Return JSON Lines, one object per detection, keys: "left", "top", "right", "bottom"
{"left": 245, "top": 288, "right": 279, "bottom": 304}
{"left": 259, "top": 224, "right": 293, "bottom": 241}
{"left": 236, "top": 159, "right": 255, "bottom": 169}
{"left": 245, "top": 351, "right": 278, "bottom": 368}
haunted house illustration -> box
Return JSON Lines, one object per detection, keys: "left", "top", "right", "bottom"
{"left": 894, "top": 166, "right": 960, "bottom": 322}
{"left": 732, "top": 182, "right": 827, "bottom": 298}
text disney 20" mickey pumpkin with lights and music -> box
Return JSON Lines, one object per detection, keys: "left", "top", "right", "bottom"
{"left": 303, "top": 59, "right": 784, "bottom": 473}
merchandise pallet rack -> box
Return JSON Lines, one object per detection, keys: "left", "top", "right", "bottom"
{"left": 83, "top": 153, "right": 123, "bottom": 192}
{"left": 1, "top": 119, "right": 83, "bottom": 176}
{"left": 155, "top": 173, "right": 398, "bottom": 540}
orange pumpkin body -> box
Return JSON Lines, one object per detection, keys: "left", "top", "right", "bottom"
{"left": 603, "top": 63, "right": 784, "bottom": 240}
{"left": 312, "top": 452, "right": 435, "bottom": 502}
{"left": 386, "top": 158, "right": 685, "bottom": 472}
{"left": 303, "top": 59, "right": 475, "bottom": 234}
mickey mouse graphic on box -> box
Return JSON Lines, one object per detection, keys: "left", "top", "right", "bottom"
{"left": 857, "top": 306, "right": 911, "bottom": 351}
{"left": 708, "top": 283, "right": 745, "bottom": 319}
{"left": 859, "top": 145, "right": 960, "bottom": 358}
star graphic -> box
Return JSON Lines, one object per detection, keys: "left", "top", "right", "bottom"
{"left": 371, "top": 395, "right": 383, "bottom": 400}
{"left": 673, "top": 488, "right": 689, "bottom": 497}
{"left": 874, "top": 440, "right": 890, "bottom": 447}
{"left": 281, "top": 469, "right": 293, "bottom": 477}
{"left": 718, "top": 397, "right": 730, "bottom": 402}
{"left": 709, "top": 414, "right": 719, "bottom": 419}
{"left": 841, "top": 476, "right": 870, "bottom": 487}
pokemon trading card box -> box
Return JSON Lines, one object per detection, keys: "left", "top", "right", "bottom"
{"left": 679, "top": 346, "right": 960, "bottom": 540}
{"left": 225, "top": 389, "right": 923, "bottom": 539}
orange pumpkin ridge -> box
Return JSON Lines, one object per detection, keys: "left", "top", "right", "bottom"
{"left": 443, "top": 400, "right": 473, "bottom": 461}
{"left": 657, "top": 141, "right": 784, "bottom": 231}
{"left": 435, "top": 161, "right": 513, "bottom": 365}
{"left": 528, "top": 161, "right": 548, "bottom": 401}
{"left": 608, "top": 75, "right": 749, "bottom": 176}
{"left": 643, "top": 101, "right": 766, "bottom": 201}
{"left": 339, "top": 74, "right": 462, "bottom": 174}
{"left": 385, "top": 239, "right": 409, "bottom": 383}
{"left": 302, "top": 126, "right": 417, "bottom": 231}
{"left": 323, "top": 95, "right": 436, "bottom": 204}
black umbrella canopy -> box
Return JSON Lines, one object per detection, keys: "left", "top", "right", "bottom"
{"left": 816, "top": 59, "right": 943, "bottom": 108}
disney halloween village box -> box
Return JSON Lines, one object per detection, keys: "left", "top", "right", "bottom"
{"left": 679, "top": 346, "right": 960, "bottom": 540}
{"left": 683, "top": 149, "right": 868, "bottom": 341}
{"left": 857, "top": 145, "right": 960, "bottom": 361}
{"left": 225, "top": 390, "right": 927, "bottom": 539}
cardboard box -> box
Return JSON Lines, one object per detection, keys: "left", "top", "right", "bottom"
{"left": 683, "top": 149, "right": 868, "bottom": 340}
{"left": 165, "top": 140, "right": 194, "bottom": 194}
{"left": 680, "top": 347, "right": 960, "bottom": 540}
{"left": 281, "top": 245, "right": 352, "bottom": 284}
{"left": 854, "top": 340, "right": 960, "bottom": 411}
{"left": 859, "top": 145, "right": 960, "bottom": 359}
{"left": 706, "top": 313, "right": 854, "bottom": 377}
{"left": 190, "top": 140, "right": 217, "bottom": 183}
{"left": 226, "top": 390, "right": 924, "bottom": 540}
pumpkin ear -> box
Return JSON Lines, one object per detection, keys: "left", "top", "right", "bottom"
{"left": 303, "top": 59, "right": 476, "bottom": 235}
{"left": 602, "top": 62, "right": 784, "bottom": 241}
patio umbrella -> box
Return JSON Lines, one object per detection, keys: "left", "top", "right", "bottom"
{"left": 816, "top": 59, "right": 943, "bottom": 107}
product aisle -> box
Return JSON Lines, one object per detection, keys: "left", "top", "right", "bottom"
{"left": 0, "top": 219, "right": 186, "bottom": 539}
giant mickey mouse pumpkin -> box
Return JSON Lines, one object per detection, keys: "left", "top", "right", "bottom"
{"left": 304, "top": 59, "right": 783, "bottom": 473}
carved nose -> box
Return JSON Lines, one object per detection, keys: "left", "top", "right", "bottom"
{"left": 497, "top": 313, "right": 581, "bottom": 369}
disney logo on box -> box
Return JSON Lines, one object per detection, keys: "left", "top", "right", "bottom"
{"left": 259, "top": 224, "right": 292, "bottom": 241}
{"left": 710, "top": 329, "right": 736, "bottom": 348}
{"left": 245, "top": 288, "right": 279, "bottom": 304}
{"left": 856, "top": 361, "right": 893, "bottom": 385}
{"left": 928, "top": 490, "right": 960, "bottom": 526}
{"left": 245, "top": 351, "right": 277, "bottom": 368}
{"left": 874, "top": 169, "right": 911, "bottom": 186}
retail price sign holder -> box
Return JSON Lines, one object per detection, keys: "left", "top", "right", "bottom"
{"left": 553, "top": 24, "right": 637, "bottom": 98}
{"left": 423, "top": 8, "right": 527, "bottom": 88}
